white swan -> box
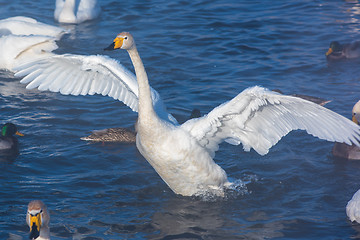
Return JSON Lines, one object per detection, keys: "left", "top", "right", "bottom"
{"left": 0, "top": 16, "right": 67, "bottom": 71}
{"left": 347, "top": 189, "right": 360, "bottom": 224}
{"left": 26, "top": 200, "right": 50, "bottom": 240}
{"left": 54, "top": 0, "right": 101, "bottom": 24}
{"left": 15, "top": 32, "right": 360, "bottom": 196}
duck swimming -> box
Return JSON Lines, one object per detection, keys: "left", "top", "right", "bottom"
{"left": 15, "top": 32, "right": 360, "bottom": 196}
{"left": 332, "top": 100, "right": 360, "bottom": 160}
{"left": 0, "top": 123, "right": 23, "bottom": 154}
{"left": 81, "top": 109, "right": 200, "bottom": 143}
{"left": 326, "top": 41, "right": 360, "bottom": 60}
{"left": 26, "top": 200, "right": 50, "bottom": 240}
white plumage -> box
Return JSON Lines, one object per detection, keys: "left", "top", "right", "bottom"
{"left": 54, "top": 0, "right": 101, "bottom": 24}
{"left": 0, "top": 16, "right": 66, "bottom": 71}
{"left": 14, "top": 32, "right": 360, "bottom": 196}
{"left": 347, "top": 189, "right": 360, "bottom": 223}
{"left": 14, "top": 54, "right": 177, "bottom": 124}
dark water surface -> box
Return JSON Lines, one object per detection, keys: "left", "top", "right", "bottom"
{"left": 1, "top": 0, "right": 360, "bottom": 239}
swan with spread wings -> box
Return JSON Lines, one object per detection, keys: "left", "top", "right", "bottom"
{"left": 15, "top": 32, "right": 360, "bottom": 196}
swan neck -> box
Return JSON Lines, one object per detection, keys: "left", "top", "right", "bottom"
{"left": 127, "top": 46, "right": 155, "bottom": 119}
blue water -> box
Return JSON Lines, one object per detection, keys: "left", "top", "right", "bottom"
{"left": 1, "top": 0, "right": 360, "bottom": 239}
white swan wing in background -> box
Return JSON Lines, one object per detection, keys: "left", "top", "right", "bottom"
{"left": 182, "top": 86, "right": 360, "bottom": 158}
{"left": 0, "top": 16, "right": 67, "bottom": 71}
{"left": 55, "top": 0, "right": 100, "bottom": 24}
{"left": 0, "top": 16, "right": 67, "bottom": 39}
{"left": 0, "top": 35, "right": 57, "bottom": 71}
{"left": 347, "top": 189, "right": 360, "bottom": 223}
{"left": 14, "top": 54, "right": 178, "bottom": 124}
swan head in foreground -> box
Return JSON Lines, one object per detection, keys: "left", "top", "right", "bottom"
{"left": 26, "top": 200, "right": 50, "bottom": 240}
{"left": 105, "top": 32, "right": 135, "bottom": 51}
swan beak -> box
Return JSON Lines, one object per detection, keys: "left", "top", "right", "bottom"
{"left": 16, "top": 131, "right": 24, "bottom": 136}
{"left": 29, "top": 214, "right": 41, "bottom": 239}
{"left": 353, "top": 115, "right": 359, "bottom": 125}
{"left": 326, "top": 48, "right": 333, "bottom": 56}
{"left": 104, "top": 42, "right": 115, "bottom": 51}
{"left": 104, "top": 38, "right": 124, "bottom": 51}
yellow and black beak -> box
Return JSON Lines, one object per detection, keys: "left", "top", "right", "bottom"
{"left": 104, "top": 37, "right": 124, "bottom": 51}
{"left": 29, "top": 213, "right": 41, "bottom": 239}
{"left": 326, "top": 47, "right": 333, "bottom": 56}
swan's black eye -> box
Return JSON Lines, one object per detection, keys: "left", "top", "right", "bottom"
{"left": 124, "top": 37, "right": 128, "bottom": 40}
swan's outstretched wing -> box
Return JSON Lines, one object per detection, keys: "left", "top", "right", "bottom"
{"left": 14, "top": 54, "right": 177, "bottom": 124}
{"left": 182, "top": 86, "right": 360, "bottom": 157}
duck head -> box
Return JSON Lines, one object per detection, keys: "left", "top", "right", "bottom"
{"left": 1, "top": 123, "right": 24, "bottom": 137}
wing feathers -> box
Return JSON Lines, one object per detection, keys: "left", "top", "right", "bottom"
{"left": 14, "top": 54, "right": 177, "bottom": 124}
{"left": 182, "top": 86, "right": 360, "bottom": 157}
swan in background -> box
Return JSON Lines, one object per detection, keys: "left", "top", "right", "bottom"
{"left": 15, "top": 32, "right": 360, "bottom": 196}
{"left": 55, "top": 0, "right": 101, "bottom": 24}
{"left": 326, "top": 41, "right": 360, "bottom": 60}
{"left": 0, "top": 16, "right": 67, "bottom": 71}
{"left": 332, "top": 100, "right": 360, "bottom": 160}
{"left": 0, "top": 16, "right": 66, "bottom": 38}
{"left": 347, "top": 189, "right": 360, "bottom": 224}
{"left": 26, "top": 200, "right": 50, "bottom": 240}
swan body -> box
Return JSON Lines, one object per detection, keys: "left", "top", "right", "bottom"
{"left": 14, "top": 54, "right": 177, "bottom": 124}
{"left": 15, "top": 32, "right": 360, "bottom": 196}
{"left": 26, "top": 200, "right": 50, "bottom": 240}
{"left": 326, "top": 41, "right": 360, "bottom": 60}
{"left": 0, "top": 16, "right": 67, "bottom": 71}
{"left": 347, "top": 189, "right": 360, "bottom": 223}
{"left": 332, "top": 100, "right": 360, "bottom": 160}
{"left": 55, "top": 0, "right": 100, "bottom": 24}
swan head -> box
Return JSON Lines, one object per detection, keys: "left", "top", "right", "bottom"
{"left": 26, "top": 200, "right": 49, "bottom": 240}
{"left": 352, "top": 100, "right": 360, "bottom": 124}
{"left": 104, "top": 32, "right": 135, "bottom": 51}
